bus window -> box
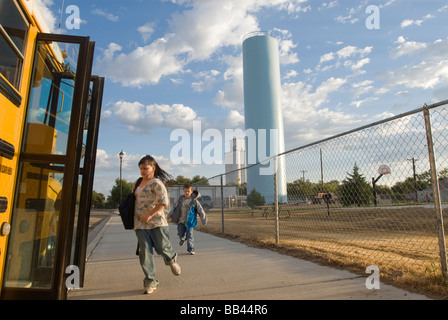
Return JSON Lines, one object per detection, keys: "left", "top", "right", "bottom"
{"left": 0, "top": 0, "right": 29, "bottom": 89}
{"left": 23, "top": 42, "right": 78, "bottom": 156}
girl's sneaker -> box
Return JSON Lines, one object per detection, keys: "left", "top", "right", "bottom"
{"left": 188, "top": 251, "right": 195, "bottom": 255}
{"left": 143, "top": 287, "right": 157, "bottom": 294}
{"left": 170, "top": 262, "right": 181, "bottom": 276}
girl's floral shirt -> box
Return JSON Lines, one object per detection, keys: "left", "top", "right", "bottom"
{"left": 134, "top": 178, "right": 170, "bottom": 230}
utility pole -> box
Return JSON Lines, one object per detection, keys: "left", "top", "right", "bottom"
{"left": 320, "top": 149, "right": 324, "bottom": 192}
{"left": 407, "top": 157, "right": 418, "bottom": 202}
{"left": 119, "top": 151, "right": 125, "bottom": 204}
{"left": 300, "top": 170, "right": 307, "bottom": 181}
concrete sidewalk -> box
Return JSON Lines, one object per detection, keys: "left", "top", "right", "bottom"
{"left": 68, "top": 215, "right": 430, "bottom": 300}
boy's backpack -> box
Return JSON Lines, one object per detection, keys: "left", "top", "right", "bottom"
{"left": 186, "top": 199, "right": 199, "bottom": 230}
{"left": 118, "top": 177, "right": 143, "bottom": 230}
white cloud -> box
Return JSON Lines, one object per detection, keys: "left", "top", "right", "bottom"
{"left": 213, "top": 54, "right": 244, "bottom": 110}
{"left": 303, "top": 68, "right": 312, "bottom": 74}
{"left": 353, "top": 58, "right": 371, "bottom": 70}
{"left": 95, "top": 149, "right": 113, "bottom": 169}
{"left": 351, "top": 80, "right": 374, "bottom": 99}
{"left": 271, "top": 28, "right": 300, "bottom": 65}
{"left": 386, "top": 60, "right": 448, "bottom": 90}
{"left": 390, "top": 37, "right": 427, "bottom": 58}
{"left": 351, "top": 97, "right": 378, "bottom": 108}
{"left": 352, "top": 80, "right": 374, "bottom": 88}
{"left": 97, "top": 39, "right": 185, "bottom": 87}
{"left": 400, "top": 12, "right": 434, "bottom": 28}
{"left": 92, "top": 8, "right": 119, "bottom": 22}
{"left": 336, "top": 45, "right": 372, "bottom": 59}
{"left": 97, "top": 0, "right": 309, "bottom": 88}
{"left": 385, "top": 37, "right": 448, "bottom": 90}
{"left": 317, "top": 45, "right": 372, "bottom": 72}
{"left": 222, "top": 110, "right": 245, "bottom": 130}
{"left": 278, "top": 39, "right": 300, "bottom": 65}
{"left": 138, "top": 22, "right": 156, "bottom": 43}
{"left": 280, "top": 77, "right": 362, "bottom": 146}
{"left": 379, "top": 0, "right": 397, "bottom": 8}
{"left": 36, "top": 0, "right": 57, "bottom": 32}
{"left": 274, "top": 0, "right": 311, "bottom": 17}
{"left": 401, "top": 19, "right": 422, "bottom": 28}
{"left": 335, "top": 6, "right": 360, "bottom": 24}
{"left": 439, "top": 5, "right": 448, "bottom": 12}
{"left": 93, "top": 151, "right": 175, "bottom": 195}
{"left": 319, "top": 52, "right": 335, "bottom": 64}
{"left": 192, "top": 70, "right": 220, "bottom": 92}
{"left": 283, "top": 70, "right": 299, "bottom": 80}
{"left": 110, "top": 101, "right": 204, "bottom": 134}
{"left": 320, "top": 1, "right": 338, "bottom": 10}
{"left": 372, "top": 111, "right": 395, "bottom": 120}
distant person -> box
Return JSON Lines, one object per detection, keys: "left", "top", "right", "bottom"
{"left": 134, "top": 155, "right": 181, "bottom": 294}
{"left": 168, "top": 183, "right": 207, "bottom": 255}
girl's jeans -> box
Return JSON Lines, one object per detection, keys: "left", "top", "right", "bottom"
{"left": 177, "top": 223, "right": 194, "bottom": 252}
{"left": 135, "top": 227, "right": 177, "bottom": 288}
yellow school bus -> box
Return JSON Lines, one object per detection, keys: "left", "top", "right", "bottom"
{"left": 0, "top": 0, "right": 104, "bottom": 299}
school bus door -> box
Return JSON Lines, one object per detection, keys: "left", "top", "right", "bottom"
{"left": 2, "top": 33, "right": 103, "bottom": 300}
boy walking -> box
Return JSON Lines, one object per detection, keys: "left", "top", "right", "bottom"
{"left": 169, "top": 184, "right": 207, "bottom": 255}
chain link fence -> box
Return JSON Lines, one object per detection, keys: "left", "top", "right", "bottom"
{"left": 190, "top": 100, "right": 448, "bottom": 295}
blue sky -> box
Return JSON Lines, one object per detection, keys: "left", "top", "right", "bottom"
{"left": 38, "top": 0, "right": 448, "bottom": 195}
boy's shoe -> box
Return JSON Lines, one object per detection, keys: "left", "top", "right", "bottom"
{"left": 188, "top": 251, "right": 195, "bottom": 255}
{"left": 170, "top": 262, "right": 181, "bottom": 276}
{"left": 179, "top": 240, "right": 185, "bottom": 246}
{"left": 143, "top": 287, "right": 157, "bottom": 295}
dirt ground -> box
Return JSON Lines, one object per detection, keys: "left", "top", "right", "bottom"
{"left": 88, "top": 209, "right": 114, "bottom": 232}
{"left": 196, "top": 206, "right": 448, "bottom": 299}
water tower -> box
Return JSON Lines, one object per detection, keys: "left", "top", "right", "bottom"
{"left": 242, "top": 32, "right": 287, "bottom": 203}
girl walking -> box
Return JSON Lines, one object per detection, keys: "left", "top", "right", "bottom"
{"left": 134, "top": 155, "right": 180, "bottom": 294}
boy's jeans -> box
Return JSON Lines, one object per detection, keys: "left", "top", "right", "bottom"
{"left": 135, "top": 227, "right": 177, "bottom": 288}
{"left": 177, "top": 223, "right": 194, "bottom": 252}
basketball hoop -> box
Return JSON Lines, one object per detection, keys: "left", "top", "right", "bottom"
{"left": 378, "top": 165, "right": 391, "bottom": 175}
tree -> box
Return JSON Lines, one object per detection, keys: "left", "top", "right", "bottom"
{"left": 287, "top": 179, "right": 314, "bottom": 196}
{"left": 91, "top": 191, "right": 106, "bottom": 208}
{"left": 247, "top": 188, "right": 265, "bottom": 209}
{"left": 166, "top": 175, "right": 210, "bottom": 186}
{"left": 172, "top": 175, "right": 191, "bottom": 185}
{"left": 191, "top": 175, "right": 210, "bottom": 185}
{"left": 391, "top": 170, "right": 433, "bottom": 200}
{"left": 324, "top": 180, "right": 340, "bottom": 193}
{"left": 239, "top": 183, "right": 247, "bottom": 196}
{"left": 106, "top": 178, "right": 134, "bottom": 209}
{"left": 338, "top": 164, "right": 372, "bottom": 207}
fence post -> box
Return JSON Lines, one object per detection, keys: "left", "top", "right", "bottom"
{"left": 221, "top": 174, "right": 224, "bottom": 234}
{"left": 274, "top": 157, "right": 279, "bottom": 245}
{"left": 423, "top": 107, "right": 448, "bottom": 279}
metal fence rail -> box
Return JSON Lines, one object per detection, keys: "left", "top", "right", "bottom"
{"left": 194, "top": 100, "right": 448, "bottom": 285}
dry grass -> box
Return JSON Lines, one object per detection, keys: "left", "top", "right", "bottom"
{"left": 197, "top": 206, "right": 448, "bottom": 299}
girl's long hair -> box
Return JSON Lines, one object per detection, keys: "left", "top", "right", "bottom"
{"left": 138, "top": 155, "right": 173, "bottom": 184}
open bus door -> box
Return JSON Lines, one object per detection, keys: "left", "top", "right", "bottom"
{"left": 1, "top": 33, "right": 103, "bottom": 300}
